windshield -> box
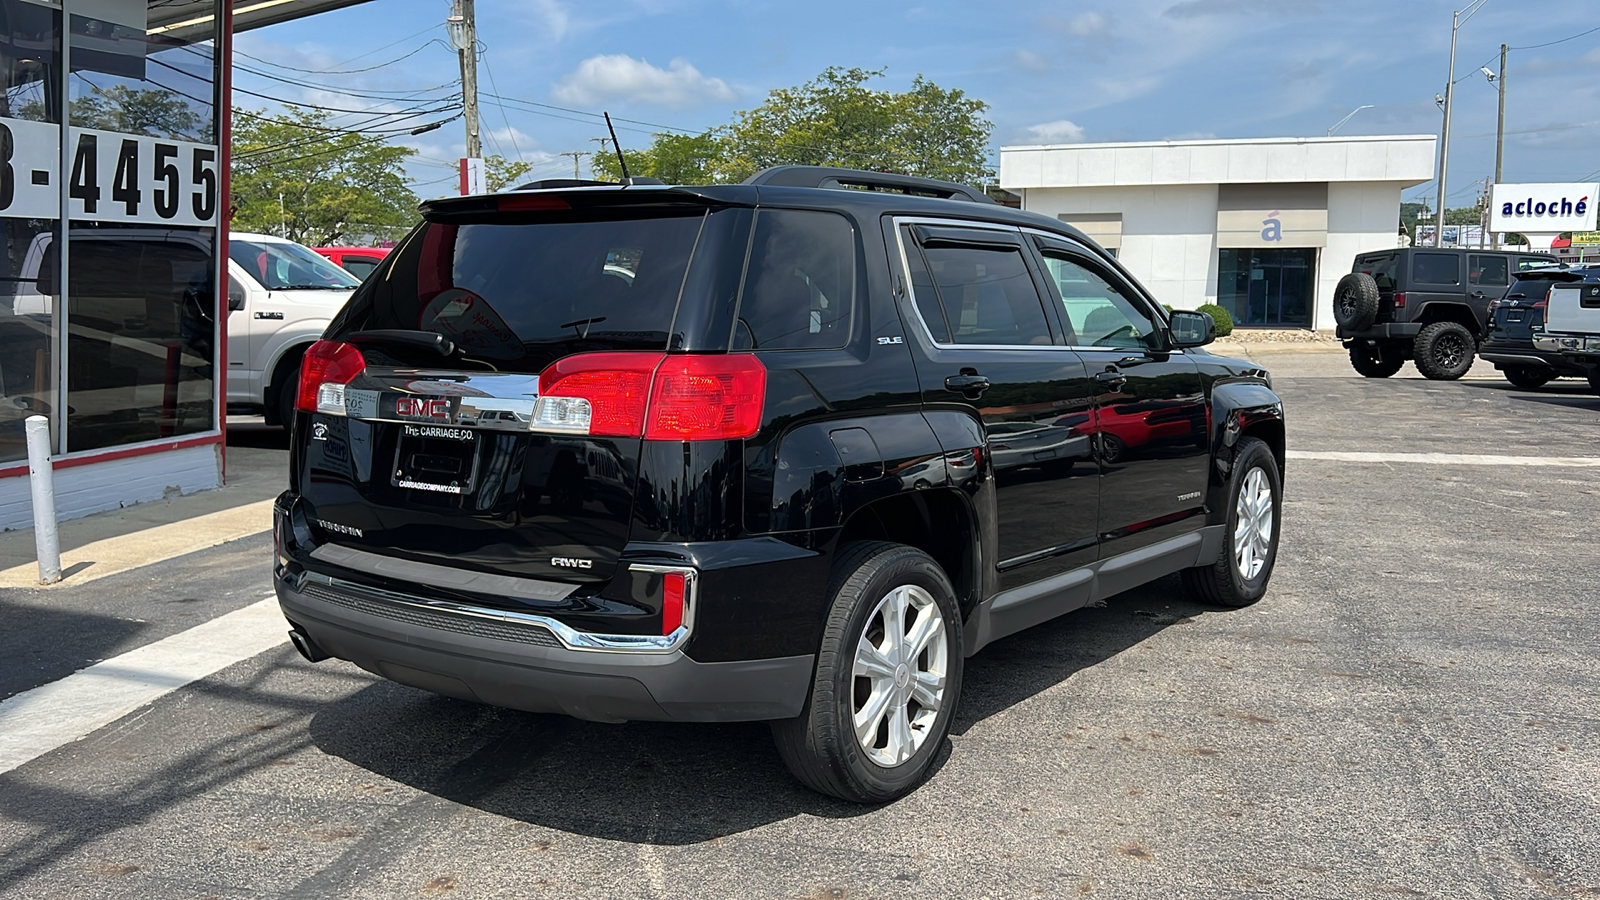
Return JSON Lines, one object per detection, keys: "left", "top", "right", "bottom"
{"left": 332, "top": 208, "right": 718, "bottom": 373}
{"left": 231, "top": 239, "right": 361, "bottom": 291}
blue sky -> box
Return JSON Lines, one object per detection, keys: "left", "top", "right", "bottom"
{"left": 236, "top": 0, "right": 1600, "bottom": 209}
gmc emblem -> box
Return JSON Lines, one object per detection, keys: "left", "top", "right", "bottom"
{"left": 396, "top": 397, "right": 449, "bottom": 419}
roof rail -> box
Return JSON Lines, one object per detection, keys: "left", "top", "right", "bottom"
{"left": 744, "top": 166, "right": 994, "bottom": 204}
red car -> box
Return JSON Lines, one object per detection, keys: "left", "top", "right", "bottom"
{"left": 313, "top": 246, "right": 390, "bottom": 281}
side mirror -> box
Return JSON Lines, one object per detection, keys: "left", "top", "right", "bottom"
{"left": 1169, "top": 310, "right": 1215, "bottom": 348}
{"left": 227, "top": 285, "right": 246, "bottom": 311}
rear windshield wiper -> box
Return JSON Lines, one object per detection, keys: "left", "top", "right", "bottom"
{"left": 277, "top": 283, "right": 350, "bottom": 290}
{"left": 347, "top": 329, "right": 458, "bottom": 358}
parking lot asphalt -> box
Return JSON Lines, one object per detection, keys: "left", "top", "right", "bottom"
{"left": 2, "top": 348, "right": 1598, "bottom": 899}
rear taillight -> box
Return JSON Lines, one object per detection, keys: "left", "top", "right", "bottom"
{"left": 296, "top": 340, "right": 366, "bottom": 414}
{"left": 534, "top": 352, "right": 767, "bottom": 441}
{"left": 644, "top": 355, "right": 767, "bottom": 441}
{"left": 1534, "top": 299, "right": 1547, "bottom": 311}
{"left": 661, "top": 571, "right": 687, "bottom": 634}
{"left": 1393, "top": 292, "right": 1406, "bottom": 308}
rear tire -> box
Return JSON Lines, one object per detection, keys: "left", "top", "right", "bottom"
{"left": 1412, "top": 321, "right": 1475, "bottom": 380}
{"left": 1348, "top": 342, "right": 1405, "bottom": 378}
{"left": 1332, "top": 273, "right": 1381, "bottom": 331}
{"left": 1503, "top": 366, "right": 1553, "bottom": 390}
{"left": 1181, "top": 436, "right": 1281, "bottom": 608}
{"left": 266, "top": 348, "right": 307, "bottom": 430}
{"left": 1588, "top": 368, "right": 1600, "bottom": 395}
{"left": 771, "top": 541, "right": 963, "bottom": 803}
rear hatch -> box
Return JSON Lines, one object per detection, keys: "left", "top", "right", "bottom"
{"left": 1353, "top": 251, "right": 1401, "bottom": 323}
{"left": 294, "top": 190, "right": 748, "bottom": 588}
{"left": 1493, "top": 269, "right": 1598, "bottom": 341}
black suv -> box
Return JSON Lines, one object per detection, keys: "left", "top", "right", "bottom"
{"left": 272, "top": 167, "right": 1286, "bottom": 802}
{"left": 1335, "top": 247, "right": 1555, "bottom": 379}
{"left": 1481, "top": 265, "right": 1600, "bottom": 388}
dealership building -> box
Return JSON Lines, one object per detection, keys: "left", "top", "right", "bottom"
{"left": 999, "top": 134, "right": 1438, "bottom": 331}
{"left": 0, "top": 0, "right": 367, "bottom": 531}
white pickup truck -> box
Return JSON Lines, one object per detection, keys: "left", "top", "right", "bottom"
{"left": 224, "top": 233, "right": 362, "bottom": 426}
{"left": 1532, "top": 280, "right": 1600, "bottom": 393}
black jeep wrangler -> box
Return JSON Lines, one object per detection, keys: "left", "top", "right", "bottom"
{"left": 1335, "top": 247, "right": 1555, "bottom": 379}
{"left": 272, "top": 166, "right": 1286, "bottom": 802}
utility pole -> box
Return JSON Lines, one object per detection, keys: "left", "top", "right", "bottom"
{"left": 559, "top": 151, "right": 591, "bottom": 179}
{"left": 1435, "top": 0, "right": 1489, "bottom": 248}
{"left": 1494, "top": 43, "right": 1507, "bottom": 187}
{"left": 449, "top": 0, "right": 481, "bottom": 160}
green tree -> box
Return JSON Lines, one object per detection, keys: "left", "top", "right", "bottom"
{"left": 1444, "top": 205, "right": 1484, "bottom": 225}
{"left": 591, "top": 131, "right": 722, "bottom": 184}
{"left": 231, "top": 107, "right": 418, "bottom": 245}
{"left": 21, "top": 85, "right": 206, "bottom": 141}
{"left": 486, "top": 154, "right": 533, "bottom": 192}
{"left": 591, "top": 67, "right": 993, "bottom": 187}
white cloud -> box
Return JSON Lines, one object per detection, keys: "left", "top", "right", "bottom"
{"left": 528, "top": 0, "right": 569, "bottom": 41}
{"left": 1025, "top": 119, "right": 1087, "bottom": 143}
{"left": 1065, "top": 11, "right": 1108, "bottom": 36}
{"left": 1012, "top": 49, "right": 1050, "bottom": 74}
{"left": 551, "top": 55, "right": 735, "bottom": 109}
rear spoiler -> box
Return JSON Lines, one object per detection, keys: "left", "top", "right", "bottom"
{"left": 418, "top": 184, "right": 737, "bottom": 219}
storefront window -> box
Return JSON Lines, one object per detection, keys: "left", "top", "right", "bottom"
{"left": 0, "top": 0, "right": 61, "bottom": 463}
{"left": 1216, "top": 248, "right": 1316, "bottom": 327}
{"left": 61, "top": 1, "right": 221, "bottom": 453}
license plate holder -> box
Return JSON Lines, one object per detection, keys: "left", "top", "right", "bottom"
{"left": 392, "top": 424, "right": 479, "bottom": 495}
{"left": 1507, "top": 310, "right": 1525, "bottom": 323}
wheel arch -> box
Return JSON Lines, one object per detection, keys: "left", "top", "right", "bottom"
{"left": 1417, "top": 302, "right": 1482, "bottom": 336}
{"left": 262, "top": 340, "right": 313, "bottom": 425}
{"left": 833, "top": 488, "right": 982, "bottom": 621}
{"left": 1206, "top": 380, "right": 1286, "bottom": 521}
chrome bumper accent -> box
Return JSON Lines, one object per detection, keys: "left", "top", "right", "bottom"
{"left": 1533, "top": 333, "right": 1600, "bottom": 352}
{"left": 293, "top": 564, "right": 697, "bottom": 654}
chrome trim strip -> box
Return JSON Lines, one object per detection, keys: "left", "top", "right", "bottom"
{"left": 297, "top": 564, "right": 698, "bottom": 654}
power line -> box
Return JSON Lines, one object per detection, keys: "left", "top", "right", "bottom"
{"left": 479, "top": 46, "right": 523, "bottom": 163}
{"left": 308, "top": 23, "right": 442, "bottom": 71}
{"left": 233, "top": 39, "right": 447, "bottom": 76}
{"left": 1512, "top": 23, "right": 1600, "bottom": 51}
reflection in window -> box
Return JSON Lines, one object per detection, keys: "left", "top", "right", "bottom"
{"left": 0, "top": 0, "right": 60, "bottom": 463}
{"left": 65, "top": 225, "right": 215, "bottom": 451}
{"left": 1469, "top": 254, "right": 1508, "bottom": 287}
{"left": 68, "top": 3, "right": 215, "bottom": 143}
{"left": 914, "top": 240, "right": 1052, "bottom": 346}
{"left": 1041, "top": 252, "right": 1161, "bottom": 350}
{"left": 734, "top": 209, "right": 855, "bottom": 350}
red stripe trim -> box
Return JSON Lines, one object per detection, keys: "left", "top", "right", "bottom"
{"left": 219, "top": 0, "right": 234, "bottom": 485}
{"left": 0, "top": 434, "right": 222, "bottom": 479}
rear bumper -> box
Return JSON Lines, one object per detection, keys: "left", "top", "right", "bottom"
{"left": 1479, "top": 341, "right": 1590, "bottom": 374}
{"left": 275, "top": 570, "right": 814, "bottom": 724}
{"left": 1338, "top": 322, "right": 1422, "bottom": 341}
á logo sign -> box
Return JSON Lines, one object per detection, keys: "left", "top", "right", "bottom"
{"left": 1261, "top": 210, "right": 1283, "bottom": 242}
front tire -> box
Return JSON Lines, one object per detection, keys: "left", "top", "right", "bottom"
{"left": 1181, "top": 436, "right": 1281, "bottom": 608}
{"left": 1412, "top": 321, "right": 1475, "bottom": 380}
{"left": 771, "top": 542, "right": 963, "bottom": 803}
{"left": 1348, "top": 342, "right": 1405, "bottom": 378}
{"left": 1503, "top": 366, "right": 1553, "bottom": 390}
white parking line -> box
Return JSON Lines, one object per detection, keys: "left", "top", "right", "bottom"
{"left": 1287, "top": 450, "right": 1600, "bottom": 467}
{"left": 0, "top": 595, "right": 286, "bottom": 775}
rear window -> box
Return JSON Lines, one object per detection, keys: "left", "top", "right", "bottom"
{"left": 338, "top": 209, "right": 718, "bottom": 372}
{"left": 1412, "top": 253, "right": 1459, "bottom": 285}
{"left": 1355, "top": 253, "right": 1399, "bottom": 291}
{"left": 731, "top": 209, "right": 855, "bottom": 350}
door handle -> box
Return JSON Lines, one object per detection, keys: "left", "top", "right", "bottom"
{"left": 944, "top": 370, "right": 990, "bottom": 397}
{"left": 1095, "top": 369, "right": 1128, "bottom": 389}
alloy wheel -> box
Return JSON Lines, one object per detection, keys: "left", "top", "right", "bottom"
{"left": 1233, "top": 467, "right": 1273, "bottom": 581}
{"left": 851, "top": 584, "right": 949, "bottom": 767}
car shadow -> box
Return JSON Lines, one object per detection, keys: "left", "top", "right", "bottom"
{"left": 308, "top": 575, "right": 1212, "bottom": 845}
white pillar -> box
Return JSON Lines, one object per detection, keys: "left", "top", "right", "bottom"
{"left": 24, "top": 415, "right": 61, "bottom": 585}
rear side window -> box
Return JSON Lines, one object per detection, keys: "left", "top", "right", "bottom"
{"left": 342, "top": 209, "right": 715, "bottom": 373}
{"left": 732, "top": 209, "right": 855, "bottom": 350}
{"left": 1519, "top": 257, "right": 1556, "bottom": 271}
{"left": 1469, "top": 254, "right": 1509, "bottom": 287}
{"left": 1355, "top": 253, "right": 1398, "bottom": 291}
{"left": 1413, "top": 253, "right": 1459, "bottom": 285}
{"left": 907, "top": 236, "right": 1052, "bottom": 346}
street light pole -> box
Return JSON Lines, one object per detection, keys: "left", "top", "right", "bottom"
{"left": 1435, "top": 0, "right": 1490, "bottom": 248}
{"left": 1327, "top": 105, "right": 1374, "bottom": 137}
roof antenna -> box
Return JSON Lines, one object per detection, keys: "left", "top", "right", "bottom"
{"left": 603, "top": 112, "right": 630, "bottom": 183}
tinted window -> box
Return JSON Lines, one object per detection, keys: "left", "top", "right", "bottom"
{"left": 1519, "top": 257, "right": 1557, "bottom": 271}
{"left": 1356, "top": 253, "right": 1399, "bottom": 291}
{"left": 230, "top": 240, "right": 360, "bottom": 291}
{"left": 733, "top": 209, "right": 854, "bottom": 350}
{"left": 340, "top": 257, "right": 381, "bottom": 280}
{"left": 911, "top": 237, "right": 1052, "bottom": 346}
{"left": 1039, "top": 250, "right": 1162, "bottom": 350}
{"left": 339, "top": 210, "right": 717, "bottom": 372}
{"left": 1413, "top": 253, "right": 1459, "bottom": 285}
{"left": 1505, "top": 277, "right": 1553, "bottom": 301}
{"left": 1469, "top": 255, "right": 1509, "bottom": 287}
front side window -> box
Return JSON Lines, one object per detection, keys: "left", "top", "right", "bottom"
{"left": 1413, "top": 253, "right": 1460, "bottom": 285}
{"left": 1469, "top": 254, "right": 1509, "bottom": 287}
{"left": 1039, "top": 250, "right": 1162, "bottom": 350}
{"left": 905, "top": 231, "right": 1052, "bottom": 346}
{"left": 229, "top": 240, "right": 359, "bottom": 291}
{"left": 733, "top": 209, "right": 855, "bottom": 350}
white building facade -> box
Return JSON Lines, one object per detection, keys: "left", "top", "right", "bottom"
{"left": 999, "top": 135, "right": 1437, "bottom": 330}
